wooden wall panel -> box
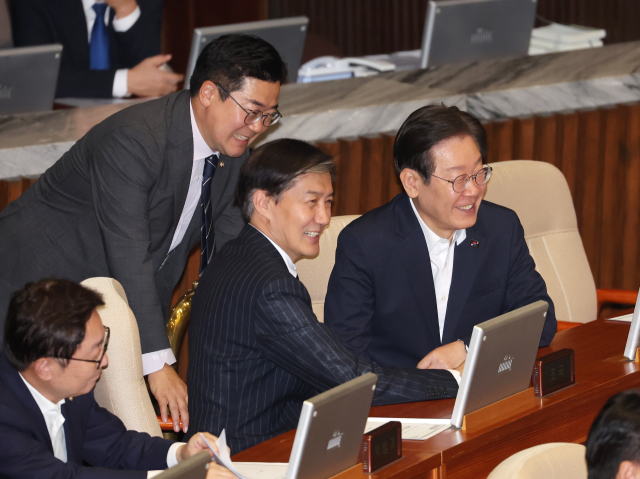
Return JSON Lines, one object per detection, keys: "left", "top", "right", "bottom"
{"left": 621, "top": 103, "right": 640, "bottom": 289}
{"left": 316, "top": 140, "right": 341, "bottom": 216}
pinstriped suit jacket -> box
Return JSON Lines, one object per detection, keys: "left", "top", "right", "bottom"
{"left": 187, "top": 225, "right": 459, "bottom": 453}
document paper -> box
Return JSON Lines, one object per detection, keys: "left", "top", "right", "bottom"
{"left": 365, "top": 417, "right": 451, "bottom": 440}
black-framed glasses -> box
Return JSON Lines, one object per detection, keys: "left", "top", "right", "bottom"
{"left": 55, "top": 326, "right": 110, "bottom": 369}
{"left": 216, "top": 84, "right": 282, "bottom": 127}
{"left": 431, "top": 165, "right": 492, "bottom": 193}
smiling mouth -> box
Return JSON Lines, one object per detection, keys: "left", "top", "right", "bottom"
{"left": 233, "top": 133, "right": 250, "bottom": 141}
{"left": 457, "top": 205, "right": 473, "bottom": 210}
{"left": 305, "top": 231, "right": 321, "bottom": 237}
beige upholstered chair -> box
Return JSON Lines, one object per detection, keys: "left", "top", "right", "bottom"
{"left": 484, "top": 160, "right": 636, "bottom": 325}
{"left": 81, "top": 277, "right": 162, "bottom": 437}
{"left": 297, "top": 215, "right": 360, "bottom": 322}
{"left": 488, "top": 443, "right": 587, "bottom": 479}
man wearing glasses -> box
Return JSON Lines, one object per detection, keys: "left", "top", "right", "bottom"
{"left": 0, "top": 278, "right": 234, "bottom": 479}
{"left": 324, "top": 104, "right": 557, "bottom": 372}
{"left": 0, "top": 34, "right": 286, "bottom": 435}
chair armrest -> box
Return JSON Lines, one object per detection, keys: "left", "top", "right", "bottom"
{"left": 157, "top": 415, "right": 183, "bottom": 432}
{"left": 597, "top": 288, "right": 638, "bottom": 316}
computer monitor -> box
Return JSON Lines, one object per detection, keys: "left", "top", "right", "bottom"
{"left": 420, "top": 0, "right": 538, "bottom": 68}
{"left": 184, "top": 17, "right": 308, "bottom": 89}
{"left": 623, "top": 287, "right": 640, "bottom": 360}
{"left": 0, "top": 44, "right": 62, "bottom": 115}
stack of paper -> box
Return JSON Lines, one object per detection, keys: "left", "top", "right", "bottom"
{"left": 529, "top": 24, "right": 606, "bottom": 55}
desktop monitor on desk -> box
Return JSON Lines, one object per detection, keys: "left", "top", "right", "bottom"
{"left": 420, "top": 0, "right": 538, "bottom": 68}
{"left": 184, "top": 17, "right": 308, "bottom": 89}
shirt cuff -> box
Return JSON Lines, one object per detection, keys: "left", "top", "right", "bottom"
{"left": 112, "top": 69, "right": 131, "bottom": 98}
{"left": 167, "top": 442, "right": 185, "bottom": 468}
{"left": 142, "top": 348, "right": 177, "bottom": 376}
{"left": 112, "top": 5, "right": 141, "bottom": 31}
{"left": 447, "top": 369, "right": 462, "bottom": 385}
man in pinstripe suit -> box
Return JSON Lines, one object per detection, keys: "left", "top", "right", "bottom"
{"left": 187, "top": 139, "right": 462, "bottom": 453}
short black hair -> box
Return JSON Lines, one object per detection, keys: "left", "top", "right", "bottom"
{"left": 586, "top": 390, "right": 640, "bottom": 479}
{"left": 393, "top": 104, "right": 487, "bottom": 184}
{"left": 4, "top": 279, "right": 104, "bottom": 371}
{"left": 235, "top": 139, "right": 334, "bottom": 222}
{"left": 189, "top": 34, "right": 288, "bottom": 98}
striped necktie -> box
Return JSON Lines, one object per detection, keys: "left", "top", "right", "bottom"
{"left": 90, "top": 3, "right": 110, "bottom": 70}
{"left": 199, "top": 155, "right": 217, "bottom": 276}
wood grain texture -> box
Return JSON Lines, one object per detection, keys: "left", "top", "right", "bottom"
{"left": 236, "top": 320, "right": 640, "bottom": 479}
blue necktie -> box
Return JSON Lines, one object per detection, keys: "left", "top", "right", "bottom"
{"left": 199, "top": 155, "right": 217, "bottom": 276}
{"left": 90, "top": 3, "right": 110, "bottom": 70}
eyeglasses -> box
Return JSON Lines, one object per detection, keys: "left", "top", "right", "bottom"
{"left": 431, "top": 165, "right": 492, "bottom": 193}
{"left": 216, "top": 84, "right": 282, "bottom": 127}
{"left": 55, "top": 326, "right": 110, "bottom": 369}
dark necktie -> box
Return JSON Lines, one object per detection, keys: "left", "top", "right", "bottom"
{"left": 199, "top": 155, "right": 217, "bottom": 276}
{"left": 90, "top": 3, "right": 110, "bottom": 70}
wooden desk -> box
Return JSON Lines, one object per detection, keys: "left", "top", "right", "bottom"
{"left": 232, "top": 319, "right": 640, "bottom": 478}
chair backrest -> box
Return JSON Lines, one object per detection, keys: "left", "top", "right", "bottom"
{"left": 488, "top": 443, "right": 587, "bottom": 479}
{"left": 81, "top": 277, "right": 162, "bottom": 437}
{"left": 483, "top": 160, "right": 597, "bottom": 323}
{"left": 0, "top": 0, "right": 12, "bottom": 48}
{"left": 297, "top": 215, "right": 360, "bottom": 322}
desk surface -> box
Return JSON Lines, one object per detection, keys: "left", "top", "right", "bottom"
{"left": 232, "top": 319, "right": 640, "bottom": 479}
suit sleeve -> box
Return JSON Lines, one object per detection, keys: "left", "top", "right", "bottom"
{"left": 324, "top": 226, "right": 376, "bottom": 360}
{"left": 0, "top": 395, "right": 170, "bottom": 479}
{"left": 254, "top": 277, "right": 458, "bottom": 405}
{"left": 10, "top": 0, "right": 116, "bottom": 98}
{"left": 503, "top": 214, "right": 557, "bottom": 347}
{"left": 89, "top": 126, "right": 171, "bottom": 354}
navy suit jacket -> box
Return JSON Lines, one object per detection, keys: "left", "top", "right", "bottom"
{"left": 11, "top": 0, "right": 163, "bottom": 98}
{"left": 324, "top": 193, "right": 557, "bottom": 368}
{"left": 187, "top": 225, "right": 459, "bottom": 453}
{"left": 0, "top": 354, "right": 173, "bottom": 478}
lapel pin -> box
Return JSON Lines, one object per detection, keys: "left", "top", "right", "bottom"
{"left": 470, "top": 239, "right": 480, "bottom": 248}
{"left": 68, "top": 397, "right": 73, "bottom": 401}
{"left": 219, "top": 160, "right": 225, "bottom": 168}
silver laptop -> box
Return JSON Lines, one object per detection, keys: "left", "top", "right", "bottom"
{"left": 185, "top": 17, "right": 308, "bottom": 89}
{"left": 450, "top": 300, "right": 548, "bottom": 428}
{"left": 155, "top": 451, "right": 210, "bottom": 479}
{"left": 0, "top": 44, "right": 62, "bottom": 115}
{"left": 420, "top": 0, "right": 537, "bottom": 68}
{"left": 622, "top": 286, "right": 640, "bottom": 360}
{"left": 286, "top": 373, "right": 377, "bottom": 479}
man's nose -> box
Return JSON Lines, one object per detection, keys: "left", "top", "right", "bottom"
{"left": 248, "top": 120, "right": 267, "bottom": 134}
{"left": 316, "top": 204, "right": 331, "bottom": 226}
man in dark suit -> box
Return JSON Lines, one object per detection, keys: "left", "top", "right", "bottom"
{"left": 188, "top": 139, "right": 462, "bottom": 453}
{"left": 324, "top": 105, "right": 556, "bottom": 371}
{"left": 0, "top": 34, "right": 287, "bottom": 432}
{"left": 11, "top": 0, "right": 184, "bottom": 98}
{"left": 0, "top": 278, "right": 232, "bottom": 479}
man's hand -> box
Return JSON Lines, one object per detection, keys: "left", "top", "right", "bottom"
{"left": 105, "top": 0, "right": 138, "bottom": 18}
{"left": 417, "top": 340, "right": 467, "bottom": 370}
{"left": 206, "top": 464, "right": 236, "bottom": 479}
{"left": 127, "top": 54, "right": 184, "bottom": 98}
{"left": 177, "top": 432, "right": 222, "bottom": 462}
{"left": 148, "top": 363, "right": 189, "bottom": 433}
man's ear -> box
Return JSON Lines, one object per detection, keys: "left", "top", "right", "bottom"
{"left": 198, "top": 81, "right": 220, "bottom": 108}
{"left": 399, "top": 169, "right": 422, "bottom": 199}
{"left": 252, "top": 189, "right": 274, "bottom": 222}
{"left": 616, "top": 460, "right": 640, "bottom": 479}
{"left": 32, "top": 358, "right": 55, "bottom": 382}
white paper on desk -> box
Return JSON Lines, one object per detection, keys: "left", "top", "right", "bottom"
{"left": 365, "top": 418, "right": 451, "bottom": 440}
{"left": 212, "top": 430, "right": 288, "bottom": 479}
{"left": 607, "top": 313, "right": 633, "bottom": 322}
{"left": 233, "top": 463, "right": 288, "bottom": 479}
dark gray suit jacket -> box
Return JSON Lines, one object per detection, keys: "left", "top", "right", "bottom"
{"left": 187, "top": 225, "right": 458, "bottom": 453}
{"left": 0, "top": 90, "right": 246, "bottom": 353}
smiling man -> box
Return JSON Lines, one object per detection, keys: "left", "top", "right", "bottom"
{"left": 0, "top": 34, "right": 286, "bottom": 433}
{"left": 324, "top": 104, "right": 556, "bottom": 371}
{"left": 187, "top": 139, "right": 463, "bottom": 453}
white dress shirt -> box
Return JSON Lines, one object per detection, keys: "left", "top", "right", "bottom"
{"left": 409, "top": 197, "right": 466, "bottom": 341}
{"left": 141, "top": 100, "right": 218, "bottom": 376}
{"left": 81, "top": 0, "right": 141, "bottom": 98}
{"left": 19, "top": 373, "right": 183, "bottom": 476}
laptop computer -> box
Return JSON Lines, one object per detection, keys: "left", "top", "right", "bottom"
{"left": 0, "top": 44, "right": 62, "bottom": 115}
{"left": 154, "top": 451, "right": 210, "bottom": 479}
{"left": 450, "top": 300, "right": 549, "bottom": 428}
{"left": 184, "top": 17, "right": 308, "bottom": 89}
{"left": 420, "top": 0, "right": 538, "bottom": 68}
